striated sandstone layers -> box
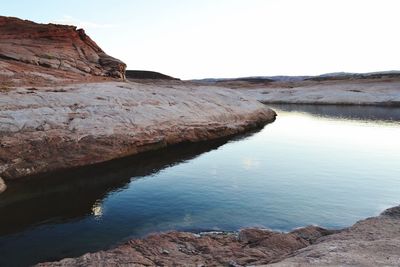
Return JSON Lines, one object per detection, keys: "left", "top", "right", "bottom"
{"left": 0, "top": 16, "right": 275, "bottom": 180}
{"left": 37, "top": 206, "right": 400, "bottom": 266}
{"left": 0, "top": 16, "right": 126, "bottom": 85}
{"left": 0, "top": 82, "right": 276, "bottom": 180}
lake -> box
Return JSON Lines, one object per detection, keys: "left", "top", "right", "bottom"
{"left": 0, "top": 104, "right": 399, "bottom": 266}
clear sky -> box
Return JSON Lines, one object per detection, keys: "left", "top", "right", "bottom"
{"left": 2, "top": 0, "right": 400, "bottom": 79}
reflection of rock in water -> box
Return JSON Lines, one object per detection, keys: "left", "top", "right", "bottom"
{"left": 0, "top": 177, "right": 6, "bottom": 193}
{"left": 270, "top": 104, "right": 400, "bottom": 122}
{"left": 0, "top": 131, "right": 258, "bottom": 237}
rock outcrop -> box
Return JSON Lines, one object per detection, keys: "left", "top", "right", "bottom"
{"left": 126, "top": 70, "right": 179, "bottom": 80}
{"left": 0, "top": 16, "right": 126, "bottom": 85}
{"left": 269, "top": 205, "right": 400, "bottom": 266}
{"left": 37, "top": 206, "right": 400, "bottom": 266}
{"left": 37, "top": 226, "right": 334, "bottom": 267}
{"left": 245, "top": 80, "right": 400, "bottom": 106}
{"left": 0, "top": 82, "right": 276, "bottom": 180}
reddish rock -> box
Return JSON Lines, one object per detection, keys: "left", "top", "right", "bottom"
{"left": 36, "top": 206, "right": 400, "bottom": 266}
{"left": 0, "top": 16, "right": 126, "bottom": 85}
{"left": 0, "top": 82, "right": 276, "bottom": 180}
{"left": 37, "top": 227, "right": 330, "bottom": 267}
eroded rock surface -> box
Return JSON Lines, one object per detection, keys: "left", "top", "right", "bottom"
{"left": 37, "top": 206, "right": 400, "bottom": 266}
{"left": 37, "top": 226, "right": 334, "bottom": 267}
{"left": 0, "top": 16, "right": 126, "bottom": 86}
{"left": 268, "top": 206, "right": 400, "bottom": 266}
{"left": 39, "top": 206, "right": 400, "bottom": 267}
{"left": 244, "top": 80, "right": 400, "bottom": 106}
{"left": 0, "top": 82, "right": 276, "bottom": 180}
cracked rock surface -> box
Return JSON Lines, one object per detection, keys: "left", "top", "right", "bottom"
{"left": 0, "top": 82, "right": 276, "bottom": 180}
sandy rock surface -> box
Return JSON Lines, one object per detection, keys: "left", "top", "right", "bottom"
{"left": 246, "top": 80, "right": 400, "bottom": 106}
{"left": 267, "top": 206, "right": 400, "bottom": 266}
{"left": 0, "top": 81, "right": 275, "bottom": 180}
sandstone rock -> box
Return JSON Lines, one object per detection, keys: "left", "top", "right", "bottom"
{"left": 36, "top": 227, "right": 320, "bottom": 267}
{"left": 244, "top": 79, "right": 400, "bottom": 106}
{"left": 290, "top": 225, "right": 338, "bottom": 244}
{"left": 37, "top": 206, "right": 400, "bottom": 266}
{"left": 0, "top": 81, "right": 276, "bottom": 180}
{"left": 268, "top": 205, "right": 400, "bottom": 266}
{"left": 0, "top": 16, "right": 126, "bottom": 85}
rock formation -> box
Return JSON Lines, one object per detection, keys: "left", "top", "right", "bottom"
{"left": 0, "top": 16, "right": 126, "bottom": 85}
{"left": 269, "top": 205, "right": 400, "bottom": 266}
{"left": 125, "top": 70, "right": 179, "bottom": 80}
{"left": 37, "top": 206, "right": 400, "bottom": 266}
{"left": 37, "top": 226, "right": 334, "bottom": 266}
{"left": 0, "top": 16, "right": 277, "bottom": 180}
{"left": 0, "top": 82, "right": 276, "bottom": 180}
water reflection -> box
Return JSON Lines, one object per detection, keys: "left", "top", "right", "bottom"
{"left": 270, "top": 104, "right": 400, "bottom": 122}
{"left": 0, "top": 137, "right": 249, "bottom": 237}
{"left": 0, "top": 105, "right": 399, "bottom": 267}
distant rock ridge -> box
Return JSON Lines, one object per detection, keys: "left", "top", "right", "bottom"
{"left": 192, "top": 71, "right": 400, "bottom": 84}
{"left": 125, "top": 70, "right": 179, "bottom": 80}
{"left": 0, "top": 16, "right": 126, "bottom": 83}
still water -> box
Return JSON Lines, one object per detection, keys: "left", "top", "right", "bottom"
{"left": 0, "top": 105, "right": 399, "bottom": 266}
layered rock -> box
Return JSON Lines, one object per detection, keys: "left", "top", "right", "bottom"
{"left": 37, "top": 206, "right": 400, "bottom": 266}
{"left": 0, "top": 16, "right": 126, "bottom": 85}
{"left": 0, "top": 82, "right": 276, "bottom": 180}
{"left": 269, "top": 206, "right": 400, "bottom": 266}
{"left": 37, "top": 226, "right": 334, "bottom": 267}
{"left": 0, "top": 16, "right": 276, "bottom": 180}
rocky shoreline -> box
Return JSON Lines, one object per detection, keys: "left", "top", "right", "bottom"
{"left": 0, "top": 81, "right": 275, "bottom": 182}
{"left": 247, "top": 79, "right": 400, "bottom": 107}
{"left": 37, "top": 205, "right": 400, "bottom": 266}
{"left": 1, "top": 15, "right": 400, "bottom": 267}
{"left": 0, "top": 16, "right": 276, "bottom": 184}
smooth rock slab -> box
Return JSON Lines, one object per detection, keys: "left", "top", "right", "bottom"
{"left": 0, "top": 81, "right": 276, "bottom": 180}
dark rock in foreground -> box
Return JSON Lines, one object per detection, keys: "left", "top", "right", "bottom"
{"left": 37, "top": 206, "right": 400, "bottom": 266}
{"left": 37, "top": 226, "right": 334, "bottom": 266}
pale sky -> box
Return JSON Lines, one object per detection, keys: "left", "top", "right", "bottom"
{"left": 2, "top": 0, "right": 400, "bottom": 79}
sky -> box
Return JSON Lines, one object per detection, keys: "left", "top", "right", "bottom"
{"left": 2, "top": 0, "right": 400, "bottom": 79}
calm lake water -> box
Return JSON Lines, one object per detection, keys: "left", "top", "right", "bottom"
{"left": 1, "top": 105, "right": 400, "bottom": 266}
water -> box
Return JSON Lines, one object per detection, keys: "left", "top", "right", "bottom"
{"left": 1, "top": 105, "right": 399, "bottom": 266}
